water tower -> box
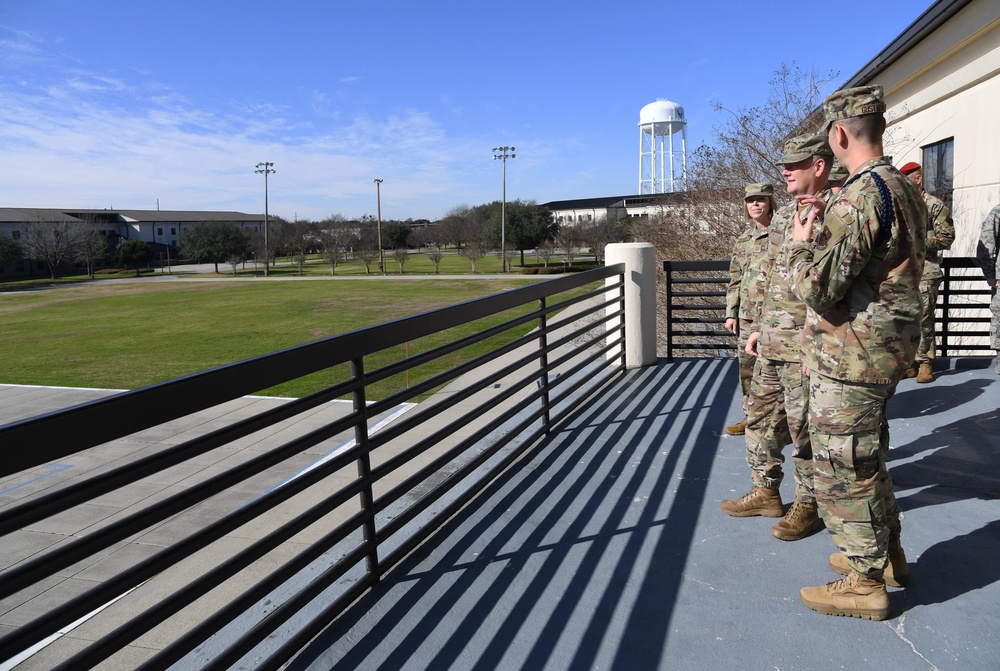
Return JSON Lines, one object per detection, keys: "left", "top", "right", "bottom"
{"left": 639, "top": 98, "right": 687, "bottom": 194}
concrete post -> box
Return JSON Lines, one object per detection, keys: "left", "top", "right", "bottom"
{"left": 605, "top": 242, "right": 657, "bottom": 367}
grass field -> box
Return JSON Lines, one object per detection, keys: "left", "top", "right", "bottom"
{"left": 0, "top": 277, "right": 582, "bottom": 399}
{"left": 194, "top": 249, "right": 593, "bottom": 278}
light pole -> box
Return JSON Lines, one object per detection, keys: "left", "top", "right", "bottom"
{"left": 492, "top": 146, "right": 515, "bottom": 273}
{"left": 255, "top": 162, "right": 275, "bottom": 276}
{"left": 374, "top": 178, "right": 385, "bottom": 275}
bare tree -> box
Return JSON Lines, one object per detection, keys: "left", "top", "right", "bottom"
{"left": 20, "top": 215, "right": 79, "bottom": 279}
{"left": 428, "top": 249, "right": 444, "bottom": 274}
{"left": 393, "top": 247, "right": 409, "bottom": 274}
{"left": 460, "top": 240, "right": 487, "bottom": 273}
{"left": 580, "top": 216, "right": 629, "bottom": 265}
{"left": 554, "top": 225, "right": 584, "bottom": 269}
{"left": 439, "top": 205, "right": 474, "bottom": 251}
{"left": 355, "top": 219, "right": 380, "bottom": 274}
{"left": 535, "top": 240, "right": 555, "bottom": 268}
{"left": 75, "top": 225, "right": 109, "bottom": 279}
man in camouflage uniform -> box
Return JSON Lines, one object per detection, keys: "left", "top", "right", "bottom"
{"left": 899, "top": 161, "right": 956, "bottom": 383}
{"left": 787, "top": 86, "right": 926, "bottom": 620}
{"left": 724, "top": 183, "right": 776, "bottom": 436}
{"left": 721, "top": 135, "right": 832, "bottom": 545}
{"left": 976, "top": 205, "right": 1000, "bottom": 374}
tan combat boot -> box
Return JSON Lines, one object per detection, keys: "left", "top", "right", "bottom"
{"left": 916, "top": 361, "right": 934, "bottom": 383}
{"left": 770, "top": 499, "right": 823, "bottom": 541}
{"left": 904, "top": 363, "right": 917, "bottom": 379}
{"left": 800, "top": 572, "right": 889, "bottom": 620}
{"left": 724, "top": 417, "right": 747, "bottom": 436}
{"left": 829, "top": 539, "right": 911, "bottom": 587}
{"left": 720, "top": 487, "right": 783, "bottom": 517}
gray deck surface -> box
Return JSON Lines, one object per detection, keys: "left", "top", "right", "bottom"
{"left": 2, "top": 356, "right": 998, "bottom": 670}
{"left": 287, "top": 356, "right": 1000, "bottom": 671}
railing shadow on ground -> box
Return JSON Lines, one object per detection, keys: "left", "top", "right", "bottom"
{"left": 286, "top": 359, "right": 738, "bottom": 671}
{"left": 0, "top": 265, "right": 627, "bottom": 670}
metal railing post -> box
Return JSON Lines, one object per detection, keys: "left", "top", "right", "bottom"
{"left": 939, "top": 263, "right": 951, "bottom": 357}
{"left": 350, "top": 357, "right": 380, "bottom": 581}
{"left": 537, "top": 297, "right": 551, "bottom": 435}
{"left": 618, "top": 271, "right": 627, "bottom": 369}
{"left": 664, "top": 261, "right": 674, "bottom": 362}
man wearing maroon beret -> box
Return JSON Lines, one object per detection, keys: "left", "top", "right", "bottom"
{"left": 899, "top": 161, "right": 955, "bottom": 383}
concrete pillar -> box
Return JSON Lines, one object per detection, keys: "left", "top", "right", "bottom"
{"left": 605, "top": 242, "right": 657, "bottom": 367}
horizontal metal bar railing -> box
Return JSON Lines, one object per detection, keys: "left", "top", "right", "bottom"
{"left": 0, "top": 264, "right": 627, "bottom": 670}
{"left": 663, "top": 257, "right": 995, "bottom": 360}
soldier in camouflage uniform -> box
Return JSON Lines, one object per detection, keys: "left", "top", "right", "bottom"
{"left": 976, "top": 205, "right": 1000, "bottom": 374}
{"left": 787, "top": 86, "right": 927, "bottom": 621}
{"left": 721, "top": 135, "right": 832, "bottom": 545}
{"left": 724, "top": 183, "right": 776, "bottom": 436}
{"left": 899, "top": 161, "right": 956, "bottom": 383}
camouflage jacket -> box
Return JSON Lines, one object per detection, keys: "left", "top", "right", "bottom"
{"left": 976, "top": 205, "right": 1000, "bottom": 282}
{"left": 787, "top": 156, "right": 927, "bottom": 383}
{"left": 757, "top": 189, "right": 832, "bottom": 363}
{"left": 725, "top": 222, "right": 770, "bottom": 322}
{"left": 921, "top": 191, "right": 955, "bottom": 280}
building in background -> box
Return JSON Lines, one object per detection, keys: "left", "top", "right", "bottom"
{"left": 844, "top": 0, "right": 998, "bottom": 256}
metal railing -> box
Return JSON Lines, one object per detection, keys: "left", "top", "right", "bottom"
{"left": 663, "top": 257, "right": 994, "bottom": 361}
{"left": 0, "top": 265, "right": 626, "bottom": 670}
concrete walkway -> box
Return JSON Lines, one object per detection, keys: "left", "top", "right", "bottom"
{"left": 2, "top": 356, "right": 998, "bottom": 670}
{"left": 286, "top": 357, "right": 1000, "bottom": 671}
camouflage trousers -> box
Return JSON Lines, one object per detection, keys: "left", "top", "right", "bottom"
{"left": 916, "top": 274, "right": 943, "bottom": 362}
{"left": 737, "top": 319, "right": 755, "bottom": 404}
{"left": 744, "top": 357, "right": 811, "bottom": 500}
{"left": 808, "top": 372, "right": 902, "bottom": 579}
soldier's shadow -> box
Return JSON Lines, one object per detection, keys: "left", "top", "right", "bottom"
{"left": 887, "top": 409, "right": 1000, "bottom": 512}
{"left": 888, "top": 379, "right": 991, "bottom": 419}
{"left": 903, "top": 520, "right": 1000, "bottom": 608}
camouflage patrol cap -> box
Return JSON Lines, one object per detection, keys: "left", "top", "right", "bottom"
{"left": 820, "top": 85, "right": 886, "bottom": 132}
{"left": 774, "top": 133, "right": 833, "bottom": 166}
{"left": 744, "top": 183, "right": 774, "bottom": 200}
{"left": 829, "top": 159, "right": 849, "bottom": 182}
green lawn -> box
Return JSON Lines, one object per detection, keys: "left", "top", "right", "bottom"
{"left": 0, "top": 278, "right": 581, "bottom": 399}
{"left": 206, "top": 249, "right": 590, "bottom": 277}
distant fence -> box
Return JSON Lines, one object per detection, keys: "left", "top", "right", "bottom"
{"left": 663, "top": 257, "right": 995, "bottom": 362}
{"left": 0, "top": 265, "right": 626, "bottom": 670}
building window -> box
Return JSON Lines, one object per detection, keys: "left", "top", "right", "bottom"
{"left": 157, "top": 228, "right": 163, "bottom": 236}
{"left": 11, "top": 230, "right": 20, "bottom": 240}
{"left": 921, "top": 137, "right": 954, "bottom": 209}
{"left": 171, "top": 228, "right": 176, "bottom": 235}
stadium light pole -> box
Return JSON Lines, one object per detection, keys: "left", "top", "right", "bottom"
{"left": 492, "top": 146, "right": 515, "bottom": 273}
{"left": 374, "top": 178, "right": 385, "bottom": 275}
{"left": 255, "top": 162, "right": 275, "bottom": 276}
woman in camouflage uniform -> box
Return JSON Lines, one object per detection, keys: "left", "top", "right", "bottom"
{"left": 724, "top": 183, "right": 776, "bottom": 435}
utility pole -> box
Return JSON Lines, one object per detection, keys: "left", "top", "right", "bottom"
{"left": 374, "top": 178, "right": 385, "bottom": 275}
{"left": 255, "top": 162, "right": 275, "bottom": 276}
{"left": 492, "top": 147, "right": 515, "bottom": 273}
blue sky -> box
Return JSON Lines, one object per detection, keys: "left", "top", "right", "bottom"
{"left": 1, "top": 0, "right": 932, "bottom": 221}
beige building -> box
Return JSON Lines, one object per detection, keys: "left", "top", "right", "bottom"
{"left": 846, "top": 0, "right": 999, "bottom": 256}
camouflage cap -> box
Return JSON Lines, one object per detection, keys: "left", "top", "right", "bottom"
{"left": 829, "top": 159, "right": 849, "bottom": 182}
{"left": 774, "top": 133, "right": 833, "bottom": 166}
{"left": 744, "top": 183, "right": 774, "bottom": 200}
{"left": 820, "top": 85, "right": 886, "bottom": 132}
